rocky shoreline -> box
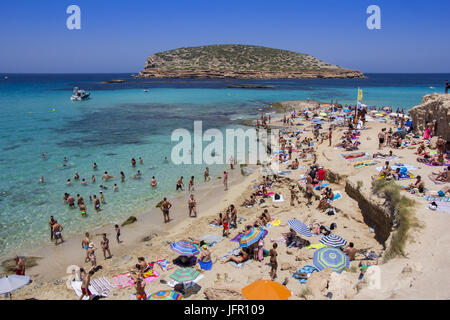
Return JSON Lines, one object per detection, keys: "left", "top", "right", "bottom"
{"left": 134, "top": 69, "right": 365, "bottom": 80}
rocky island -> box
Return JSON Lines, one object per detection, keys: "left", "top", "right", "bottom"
{"left": 136, "top": 44, "right": 365, "bottom": 80}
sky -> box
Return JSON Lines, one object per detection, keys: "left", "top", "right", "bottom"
{"left": 0, "top": 0, "right": 449, "bottom": 73}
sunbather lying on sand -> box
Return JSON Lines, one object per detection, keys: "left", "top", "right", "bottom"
{"left": 222, "top": 247, "right": 250, "bottom": 264}
{"left": 431, "top": 167, "right": 449, "bottom": 182}
{"left": 241, "top": 194, "right": 256, "bottom": 207}
{"left": 210, "top": 213, "right": 223, "bottom": 226}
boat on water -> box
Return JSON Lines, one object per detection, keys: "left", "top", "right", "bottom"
{"left": 4, "top": 75, "right": 7, "bottom": 80}
{"left": 70, "top": 87, "right": 91, "bottom": 101}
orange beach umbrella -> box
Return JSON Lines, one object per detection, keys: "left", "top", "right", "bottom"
{"left": 241, "top": 280, "right": 291, "bottom": 300}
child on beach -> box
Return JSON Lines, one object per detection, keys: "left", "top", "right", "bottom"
{"left": 222, "top": 214, "right": 230, "bottom": 237}
{"left": 115, "top": 224, "right": 121, "bottom": 243}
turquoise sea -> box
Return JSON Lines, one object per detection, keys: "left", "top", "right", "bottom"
{"left": 0, "top": 73, "right": 448, "bottom": 258}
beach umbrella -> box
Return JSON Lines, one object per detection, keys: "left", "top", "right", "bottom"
{"left": 170, "top": 268, "right": 200, "bottom": 283}
{"left": 287, "top": 219, "right": 312, "bottom": 237}
{"left": 319, "top": 234, "right": 348, "bottom": 248}
{"left": 239, "top": 227, "right": 265, "bottom": 248}
{"left": 148, "top": 290, "right": 183, "bottom": 300}
{"left": 313, "top": 247, "right": 349, "bottom": 273}
{"left": 170, "top": 241, "right": 200, "bottom": 256}
{"left": 0, "top": 275, "right": 31, "bottom": 295}
{"left": 242, "top": 280, "right": 291, "bottom": 300}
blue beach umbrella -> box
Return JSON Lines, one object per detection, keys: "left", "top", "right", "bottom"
{"left": 313, "top": 247, "right": 350, "bottom": 273}
{"left": 319, "top": 234, "right": 347, "bottom": 248}
{"left": 287, "top": 219, "right": 312, "bottom": 237}
{"left": 170, "top": 241, "right": 200, "bottom": 256}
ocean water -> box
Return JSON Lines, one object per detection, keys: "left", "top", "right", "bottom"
{"left": 0, "top": 73, "right": 448, "bottom": 258}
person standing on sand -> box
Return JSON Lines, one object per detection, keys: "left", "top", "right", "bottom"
{"left": 100, "top": 233, "right": 112, "bottom": 260}
{"left": 188, "top": 176, "right": 195, "bottom": 192}
{"left": 223, "top": 171, "right": 228, "bottom": 191}
{"left": 14, "top": 256, "right": 25, "bottom": 275}
{"left": 160, "top": 197, "right": 172, "bottom": 223}
{"left": 115, "top": 224, "right": 121, "bottom": 244}
{"left": 328, "top": 128, "right": 333, "bottom": 147}
{"left": 290, "top": 185, "right": 298, "bottom": 206}
{"left": 204, "top": 167, "right": 210, "bottom": 182}
{"left": 378, "top": 128, "right": 386, "bottom": 150}
{"left": 135, "top": 278, "right": 146, "bottom": 300}
{"left": 82, "top": 232, "right": 91, "bottom": 262}
{"left": 53, "top": 221, "right": 64, "bottom": 245}
{"left": 80, "top": 269, "right": 94, "bottom": 300}
{"left": 49, "top": 216, "right": 56, "bottom": 241}
{"left": 188, "top": 194, "right": 197, "bottom": 217}
{"left": 87, "top": 243, "right": 97, "bottom": 271}
{"left": 344, "top": 242, "right": 356, "bottom": 261}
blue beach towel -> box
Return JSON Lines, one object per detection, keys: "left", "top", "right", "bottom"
{"left": 314, "top": 183, "right": 329, "bottom": 190}
{"left": 292, "top": 265, "right": 319, "bottom": 284}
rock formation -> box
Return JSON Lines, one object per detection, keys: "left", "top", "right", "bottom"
{"left": 136, "top": 44, "right": 365, "bottom": 80}
{"left": 409, "top": 93, "right": 450, "bottom": 140}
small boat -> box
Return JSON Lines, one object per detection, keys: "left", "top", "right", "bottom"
{"left": 70, "top": 87, "right": 91, "bottom": 101}
{"left": 4, "top": 75, "right": 7, "bottom": 80}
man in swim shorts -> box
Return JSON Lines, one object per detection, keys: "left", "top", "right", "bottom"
{"left": 53, "top": 221, "right": 64, "bottom": 245}
{"left": 80, "top": 269, "right": 94, "bottom": 300}
{"left": 160, "top": 197, "right": 172, "bottom": 223}
{"left": 176, "top": 176, "right": 184, "bottom": 191}
{"left": 82, "top": 232, "right": 91, "bottom": 262}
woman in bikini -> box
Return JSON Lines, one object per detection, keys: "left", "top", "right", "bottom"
{"left": 222, "top": 247, "right": 250, "bottom": 264}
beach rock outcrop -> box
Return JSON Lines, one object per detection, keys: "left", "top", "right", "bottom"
{"left": 121, "top": 216, "right": 137, "bottom": 226}
{"left": 241, "top": 167, "right": 255, "bottom": 176}
{"left": 409, "top": 93, "right": 450, "bottom": 140}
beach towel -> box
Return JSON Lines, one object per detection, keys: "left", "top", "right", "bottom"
{"left": 428, "top": 174, "right": 447, "bottom": 185}
{"left": 142, "top": 263, "right": 158, "bottom": 279}
{"left": 354, "top": 161, "right": 378, "bottom": 169}
{"left": 199, "top": 234, "right": 225, "bottom": 245}
{"left": 71, "top": 280, "right": 103, "bottom": 299}
{"left": 292, "top": 265, "right": 319, "bottom": 284}
{"left": 272, "top": 194, "right": 285, "bottom": 202}
{"left": 376, "top": 164, "right": 416, "bottom": 172}
{"left": 424, "top": 162, "right": 450, "bottom": 167}
{"left": 266, "top": 219, "right": 281, "bottom": 228}
{"left": 155, "top": 259, "right": 175, "bottom": 272}
{"left": 423, "top": 195, "right": 450, "bottom": 202}
{"left": 278, "top": 171, "right": 292, "bottom": 175}
{"left": 198, "top": 260, "right": 213, "bottom": 271}
{"left": 434, "top": 202, "right": 450, "bottom": 213}
{"left": 111, "top": 271, "right": 160, "bottom": 289}
{"left": 230, "top": 233, "right": 243, "bottom": 242}
{"left": 313, "top": 183, "right": 330, "bottom": 190}
{"left": 305, "top": 243, "right": 327, "bottom": 250}
{"left": 332, "top": 192, "right": 342, "bottom": 201}
{"left": 90, "top": 277, "right": 116, "bottom": 296}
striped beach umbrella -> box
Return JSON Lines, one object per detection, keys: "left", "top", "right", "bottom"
{"left": 287, "top": 219, "right": 312, "bottom": 237}
{"left": 313, "top": 247, "right": 349, "bottom": 273}
{"left": 170, "top": 268, "right": 200, "bottom": 283}
{"left": 148, "top": 290, "right": 183, "bottom": 300}
{"left": 319, "top": 234, "right": 347, "bottom": 248}
{"left": 239, "top": 227, "right": 265, "bottom": 248}
{"left": 170, "top": 241, "right": 200, "bottom": 256}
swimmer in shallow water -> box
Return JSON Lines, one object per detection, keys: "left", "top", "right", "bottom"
{"left": 102, "top": 171, "right": 114, "bottom": 181}
{"left": 113, "top": 184, "right": 118, "bottom": 192}
{"left": 91, "top": 175, "right": 96, "bottom": 183}
{"left": 81, "top": 178, "right": 87, "bottom": 185}
{"left": 66, "top": 179, "right": 71, "bottom": 186}
{"left": 151, "top": 176, "right": 157, "bottom": 187}
{"left": 93, "top": 163, "right": 98, "bottom": 170}
{"left": 40, "top": 176, "right": 44, "bottom": 183}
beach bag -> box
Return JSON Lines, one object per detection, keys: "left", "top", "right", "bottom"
{"left": 428, "top": 202, "right": 437, "bottom": 211}
{"left": 274, "top": 193, "right": 281, "bottom": 200}
{"left": 327, "top": 208, "right": 336, "bottom": 216}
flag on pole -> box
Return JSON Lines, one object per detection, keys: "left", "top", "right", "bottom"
{"left": 357, "top": 88, "right": 363, "bottom": 101}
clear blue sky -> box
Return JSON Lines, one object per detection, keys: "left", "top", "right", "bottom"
{"left": 0, "top": 0, "right": 449, "bottom": 73}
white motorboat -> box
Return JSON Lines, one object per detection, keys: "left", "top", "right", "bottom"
{"left": 70, "top": 87, "right": 91, "bottom": 101}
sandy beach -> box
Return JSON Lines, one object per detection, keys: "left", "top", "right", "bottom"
{"left": 3, "top": 97, "right": 450, "bottom": 300}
